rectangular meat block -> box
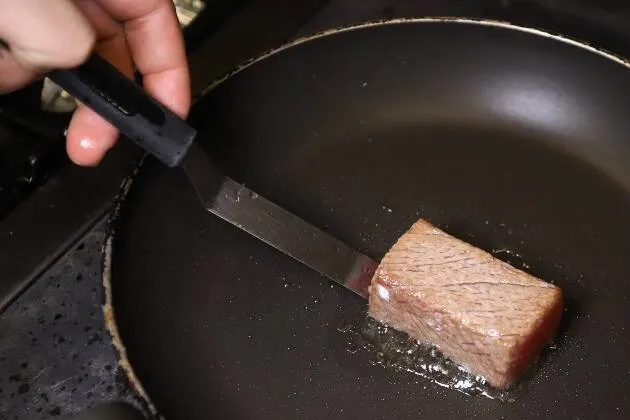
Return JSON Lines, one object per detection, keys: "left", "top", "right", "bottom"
{"left": 368, "top": 219, "right": 563, "bottom": 389}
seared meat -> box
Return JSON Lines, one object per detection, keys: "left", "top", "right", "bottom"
{"left": 368, "top": 219, "right": 563, "bottom": 389}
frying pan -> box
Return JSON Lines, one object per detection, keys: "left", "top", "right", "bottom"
{"left": 103, "top": 18, "right": 630, "bottom": 419}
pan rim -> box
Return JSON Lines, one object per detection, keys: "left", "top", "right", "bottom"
{"left": 100, "top": 16, "right": 630, "bottom": 416}
{"left": 196, "top": 16, "right": 630, "bottom": 101}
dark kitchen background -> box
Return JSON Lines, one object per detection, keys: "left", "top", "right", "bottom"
{"left": 0, "top": 0, "right": 629, "bottom": 418}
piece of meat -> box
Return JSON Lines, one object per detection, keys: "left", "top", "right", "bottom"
{"left": 368, "top": 219, "right": 563, "bottom": 389}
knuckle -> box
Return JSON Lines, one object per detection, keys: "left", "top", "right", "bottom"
{"left": 63, "top": 28, "right": 96, "bottom": 67}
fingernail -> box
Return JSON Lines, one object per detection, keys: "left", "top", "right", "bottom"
{"left": 78, "top": 136, "right": 108, "bottom": 166}
{"left": 79, "top": 137, "right": 98, "bottom": 150}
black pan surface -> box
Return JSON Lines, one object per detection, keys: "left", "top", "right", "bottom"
{"left": 105, "top": 20, "right": 630, "bottom": 419}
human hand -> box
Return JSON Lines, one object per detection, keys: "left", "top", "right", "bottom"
{"left": 0, "top": 0, "right": 191, "bottom": 166}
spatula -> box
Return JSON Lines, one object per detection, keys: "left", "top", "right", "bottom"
{"left": 48, "top": 54, "right": 378, "bottom": 298}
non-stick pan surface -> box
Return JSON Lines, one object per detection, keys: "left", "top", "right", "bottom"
{"left": 105, "top": 19, "right": 630, "bottom": 419}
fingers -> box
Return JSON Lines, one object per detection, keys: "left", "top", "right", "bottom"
{"left": 0, "top": 0, "right": 190, "bottom": 167}
{"left": 0, "top": 0, "right": 95, "bottom": 70}
{"left": 96, "top": 0, "right": 191, "bottom": 118}
{"left": 69, "top": 0, "right": 191, "bottom": 166}
{"left": 74, "top": 0, "right": 134, "bottom": 73}
{"left": 65, "top": 0, "right": 134, "bottom": 166}
{"left": 0, "top": 48, "right": 38, "bottom": 93}
{"left": 0, "top": 0, "right": 95, "bottom": 94}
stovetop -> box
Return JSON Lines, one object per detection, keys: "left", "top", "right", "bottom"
{"left": 0, "top": 221, "right": 139, "bottom": 418}
{"left": 2, "top": 1, "right": 630, "bottom": 418}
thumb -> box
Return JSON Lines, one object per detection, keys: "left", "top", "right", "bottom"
{"left": 0, "top": 0, "right": 95, "bottom": 70}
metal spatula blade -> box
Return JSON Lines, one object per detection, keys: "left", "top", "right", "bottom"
{"left": 48, "top": 54, "right": 378, "bottom": 298}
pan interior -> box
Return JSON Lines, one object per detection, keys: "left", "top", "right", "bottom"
{"left": 110, "top": 21, "right": 630, "bottom": 419}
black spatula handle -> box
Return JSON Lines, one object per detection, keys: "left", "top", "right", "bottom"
{"left": 48, "top": 54, "right": 196, "bottom": 167}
